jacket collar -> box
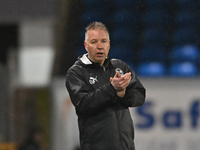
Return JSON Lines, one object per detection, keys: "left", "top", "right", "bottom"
{"left": 79, "top": 54, "right": 92, "bottom": 65}
{"left": 78, "top": 53, "right": 111, "bottom": 68}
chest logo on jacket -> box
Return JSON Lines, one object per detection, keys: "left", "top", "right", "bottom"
{"left": 89, "top": 76, "right": 98, "bottom": 84}
{"left": 115, "top": 68, "right": 124, "bottom": 76}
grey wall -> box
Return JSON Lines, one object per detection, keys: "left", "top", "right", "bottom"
{"left": 0, "top": 64, "right": 9, "bottom": 142}
{"left": 0, "top": 0, "right": 58, "bottom": 22}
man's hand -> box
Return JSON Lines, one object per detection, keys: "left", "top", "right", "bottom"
{"left": 110, "top": 71, "right": 131, "bottom": 97}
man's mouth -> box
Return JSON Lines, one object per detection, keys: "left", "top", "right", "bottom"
{"left": 96, "top": 52, "right": 104, "bottom": 56}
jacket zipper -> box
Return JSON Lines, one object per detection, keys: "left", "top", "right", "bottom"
{"left": 102, "top": 66, "right": 106, "bottom": 71}
{"left": 115, "top": 111, "right": 123, "bottom": 150}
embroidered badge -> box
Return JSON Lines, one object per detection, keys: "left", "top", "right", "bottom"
{"left": 115, "top": 68, "right": 124, "bottom": 76}
{"left": 89, "top": 76, "right": 98, "bottom": 84}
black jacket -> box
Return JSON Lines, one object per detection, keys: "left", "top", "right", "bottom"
{"left": 66, "top": 54, "right": 146, "bottom": 150}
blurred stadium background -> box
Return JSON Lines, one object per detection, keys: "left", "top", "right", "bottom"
{"left": 0, "top": 0, "right": 200, "bottom": 150}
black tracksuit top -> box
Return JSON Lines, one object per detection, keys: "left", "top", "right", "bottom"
{"left": 65, "top": 54, "right": 146, "bottom": 150}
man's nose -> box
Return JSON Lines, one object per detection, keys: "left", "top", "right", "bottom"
{"left": 97, "top": 42, "right": 103, "bottom": 49}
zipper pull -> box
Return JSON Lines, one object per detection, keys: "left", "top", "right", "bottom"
{"left": 103, "top": 66, "right": 106, "bottom": 71}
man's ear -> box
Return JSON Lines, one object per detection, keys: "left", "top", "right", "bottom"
{"left": 84, "top": 41, "right": 88, "bottom": 52}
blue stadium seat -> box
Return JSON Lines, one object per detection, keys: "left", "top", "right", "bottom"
{"left": 78, "top": 30, "right": 85, "bottom": 43}
{"left": 142, "top": 28, "right": 169, "bottom": 45}
{"left": 145, "top": 0, "right": 171, "bottom": 10}
{"left": 76, "top": 46, "right": 86, "bottom": 57}
{"left": 137, "top": 62, "right": 166, "bottom": 77}
{"left": 176, "top": 0, "right": 200, "bottom": 10}
{"left": 170, "top": 62, "right": 197, "bottom": 77}
{"left": 115, "top": 0, "right": 139, "bottom": 10}
{"left": 109, "top": 46, "right": 134, "bottom": 62}
{"left": 111, "top": 10, "right": 138, "bottom": 28}
{"left": 143, "top": 10, "right": 170, "bottom": 27}
{"left": 139, "top": 46, "right": 167, "bottom": 62}
{"left": 173, "top": 27, "right": 199, "bottom": 45}
{"left": 110, "top": 28, "right": 136, "bottom": 47}
{"left": 81, "top": 11, "right": 106, "bottom": 26}
{"left": 174, "top": 11, "right": 199, "bottom": 27}
{"left": 84, "top": 0, "right": 107, "bottom": 10}
{"left": 170, "top": 45, "right": 199, "bottom": 62}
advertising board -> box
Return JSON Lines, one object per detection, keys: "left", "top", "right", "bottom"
{"left": 51, "top": 78, "right": 200, "bottom": 150}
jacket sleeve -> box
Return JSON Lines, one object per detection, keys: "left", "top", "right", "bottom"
{"left": 65, "top": 66, "right": 116, "bottom": 117}
{"left": 117, "top": 65, "right": 146, "bottom": 108}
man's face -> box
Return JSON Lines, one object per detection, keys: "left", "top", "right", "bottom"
{"left": 84, "top": 29, "right": 110, "bottom": 66}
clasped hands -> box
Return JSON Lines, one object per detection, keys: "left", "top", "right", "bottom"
{"left": 110, "top": 71, "right": 131, "bottom": 98}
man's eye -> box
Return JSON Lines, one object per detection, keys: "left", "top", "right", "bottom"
{"left": 91, "top": 41, "right": 96, "bottom": 44}
{"left": 102, "top": 40, "right": 107, "bottom": 43}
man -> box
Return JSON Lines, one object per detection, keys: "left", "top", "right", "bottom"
{"left": 65, "top": 21, "right": 146, "bottom": 150}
